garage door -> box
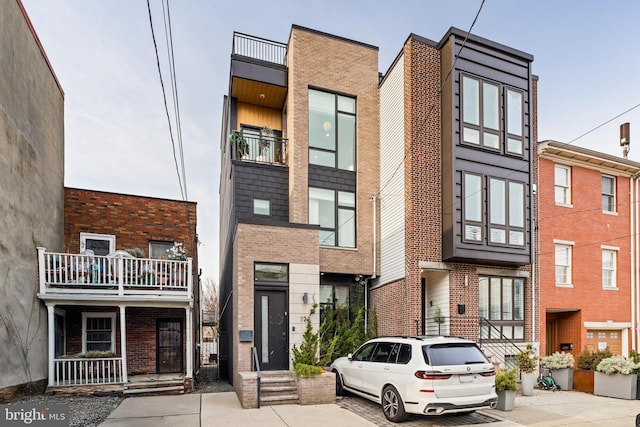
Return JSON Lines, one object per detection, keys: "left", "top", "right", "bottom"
{"left": 585, "top": 330, "right": 621, "bottom": 355}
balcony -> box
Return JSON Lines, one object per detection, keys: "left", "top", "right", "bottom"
{"left": 37, "top": 247, "right": 192, "bottom": 300}
{"left": 230, "top": 130, "right": 287, "bottom": 165}
{"left": 232, "top": 32, "right": 287, "bottom": 66}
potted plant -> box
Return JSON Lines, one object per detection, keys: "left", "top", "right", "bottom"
{"left": 594, "top": 355, "right": 640, "bottom": 400}
{"left": 495, "top": 369, "right": 517, "bottom": 411}
{"left": 574, "top": 348, "right": 612, "bottom": 393}
{"left": 433, "top": 306, "right": 445, "bottom": 324}
{"left": 258, "top": 125, "right": 273, "bottom": 159}
{"left": 516, "top": 344, "right": 537, "bottom": 396}
{"left": 540, "top": 351, "right": 574, "bottom": 390}
{"left": 230, "top": 131, "right": 249, "bottom": 159}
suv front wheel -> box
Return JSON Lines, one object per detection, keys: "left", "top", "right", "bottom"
{"left": 382, "top": 385, "right": 408, "bottom": 422}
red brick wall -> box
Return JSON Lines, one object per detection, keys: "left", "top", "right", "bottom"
{"left": 538, "top": 157, "right": 633, "bottom": 356}
{"left": 64, "top": 187, "right": 197, "bottom": 259}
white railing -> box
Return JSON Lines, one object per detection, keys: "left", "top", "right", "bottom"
{"left": 37, "top": 248, "right": 192, "bottom": 296}
{"left": 53, "top": 357, "right": 123, "bottom": 386}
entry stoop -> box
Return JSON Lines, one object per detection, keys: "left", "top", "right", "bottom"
{"left": 259, "top": 371, "right": 299, "bottom": 405}
{"left": 124, "top": 375, "right": 186, "bottom": 396}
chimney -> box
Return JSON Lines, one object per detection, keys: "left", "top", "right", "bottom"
{"left": 620, "top": 122, "right": 630, "bottom": 158}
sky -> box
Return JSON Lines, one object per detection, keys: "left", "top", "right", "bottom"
{"left": 20, "top": 0, "right": 640, "bottom": 284}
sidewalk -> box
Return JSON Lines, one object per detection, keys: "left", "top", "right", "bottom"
{"left": 99, "top": 389, "right": 640, "bottom": 427}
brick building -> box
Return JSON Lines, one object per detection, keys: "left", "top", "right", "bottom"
{"left": 218, "top": 26, "right": 379, "bottom": 396}
{"left": 537, "top": 141, "right": 640, "bottom": 357}
{"left": 37, "top": 188, "right": 199, "bottom": 393}
{"left": 375, "top": 29, "right": 536, "bottom": 366}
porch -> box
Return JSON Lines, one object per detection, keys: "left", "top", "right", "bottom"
{"left": 46, "top": 372, "right": 189, "bottom": 396}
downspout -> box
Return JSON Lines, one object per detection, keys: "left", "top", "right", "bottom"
{"left": 632, "top": 173, "right": 640, "bottom": 350}
{"left": 371, "top": 193, "right": 377, "bottom": 279}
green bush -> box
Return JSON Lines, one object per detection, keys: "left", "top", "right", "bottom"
{"left": 540, "top": 351, "right": 574, "bottom": 369}
{"left": 516, "top": 344, "right": 537, "bottom": 373}
{"left": 495, "top": 369, "right": 517, "bottom": 391}
{"left": 596, "top": 355, "right": 640, "bottom": 375}
{"left": 577, "top": 348, "right": 613, "bottom": 370}
{"left": 294, "top": 363, "right": 324, "bottom": 378}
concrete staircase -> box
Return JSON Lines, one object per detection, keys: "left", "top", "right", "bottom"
{"left": 124, "top": 375, "right": 185, "bottom": 396}
{"left": 259, "top": 371, "right": 298, "bottom": 405}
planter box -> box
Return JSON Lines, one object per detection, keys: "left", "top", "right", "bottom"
{"left": 298, "top": 372, "right": 336, "bottom": 405}
{"left": 520, "top": 372, "right": 535, "bottom": 396}
{"left": 594, "top": 372, "right": 638, "bottom": 400}
{"left": 496, "top": 390, "right": 516, "bottom": 411}
{"left": 552, "top": 368, "right": 573, "bottom": 391}
{"left": 573, "top": 369, "right": 594, "bottom": 394}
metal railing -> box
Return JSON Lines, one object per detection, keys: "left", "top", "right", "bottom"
{"left": 232, "top": 32, "right": 287, "bottom": 66}
{"left": 53, "top": 357, "right": 123, "bottom": 386}
{"left": 230, "top": 130, "right": 287, "bottom": 165}
{"left": 251, "top": 347, "right": 261, "bottom": 408}
{"left": 478, "top": 317, "right": 523, "bottom": 371}
{"left": 38, "top": 248, "right": 192, "bottom": 296}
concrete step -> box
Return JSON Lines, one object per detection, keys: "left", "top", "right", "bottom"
{"left": 260, "top": 394, "right": 299, "bottom": 405}
{"left": 126, "top": 379, "right": 185, "bottom": 389}
{"left": 123, "top": 385, "right": 185, "bottom": 395}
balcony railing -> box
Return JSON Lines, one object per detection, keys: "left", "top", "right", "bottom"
{"left": 37, "top": 248, "right": 192, "bottom": 297}
{"left": 232, "top": 32, "right": 287, "bottom": 66}
{"left": 230, "top": 130, "right": 287, "bottom": 165}
{"left": 53, "top": 357, "right": 123, "bottom": 386}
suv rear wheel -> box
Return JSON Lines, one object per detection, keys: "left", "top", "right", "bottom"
{"left": 382, "top": 385, "right": 408, "bottom": 422}
{"left": 334, "top": 370, "right": 345, "bottom": 396}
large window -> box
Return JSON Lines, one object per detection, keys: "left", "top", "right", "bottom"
{"left": 602, "top": 248, "right": 617, "bottom": 289}
{"left": 308, "top": 89, "right": 356, "bottom": 171}
{"left": 82, "top": 312, "right": 116, "bottom": 352}
{"left": 309, "top": 187, "right": 355, "bottom": 248}
{"left": 555, "top": 165, "right": 571, "bottom": 205}
{"left": 555, "top": 242, "right": 573, "bottom": 286}
{"left": 461, "top": 74, "right": 524, "bottom": 155}
{"left": 463, "top": 173, "right": 483, "bottom": 242}
{"left": 254, "top": 263, "right": 288, "bottom": 283}
{"left": 479, "top": 277, "right": 524, "bottom": 340}
{"left": 150, "top": 241, "right": 173, "bottom": 259}
{"left": 488, "top": 178, "right": 525, "bottom": 246}
{"left": 602, "top": 175, "right": 616, "bottom": 213}
{"left": 320, "top": 284, "right": 349, "bottom": 313}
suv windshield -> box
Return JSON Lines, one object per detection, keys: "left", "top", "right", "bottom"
{"left": 422, "top": 343, "right": 489, "bottom": 366}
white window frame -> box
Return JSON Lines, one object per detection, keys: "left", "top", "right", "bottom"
{"left": 80, "top": 232, "right": 115, "bottom": 254}
{"left": 554, "top": 165, "right": 572, "bottom": 206}
{"left": 602, "top": 246, "right": 618, "bottom": 289}
{"left": 602, "top": 175, "right": 616, "bottom": 214}
{"left": 82, "top": 312, "right": 116, "bottom": 353}
{"left": 554, "top": 240, "right": 574, "bottom": 287}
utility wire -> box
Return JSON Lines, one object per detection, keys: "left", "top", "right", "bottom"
{"left": 147, "top": 0, "right": 185, "bottom": 201}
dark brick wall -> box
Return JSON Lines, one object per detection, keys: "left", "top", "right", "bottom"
{"left": 233, "top": 163, "right": 289, "bottom": 222}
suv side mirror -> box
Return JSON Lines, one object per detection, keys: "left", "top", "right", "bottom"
{"left": 347, "top": 353, "right": 353, "bottom": 361}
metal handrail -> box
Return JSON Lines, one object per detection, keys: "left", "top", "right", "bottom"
{"left": 232, "top": 32, "right": 287, "bottom": 66}
{"left": 251, "top": 346, "right": 261, "bottom": 408}
{"left": 478, "top": 317, "right": 523, "bottom": 370}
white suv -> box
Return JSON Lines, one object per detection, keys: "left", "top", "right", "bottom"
{"left": 330, "top": 336, "right": 497, "bottom": 422}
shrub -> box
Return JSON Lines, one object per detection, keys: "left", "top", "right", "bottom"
{"left": 540, "top": 351, "right": 574, "bottom": 369}
{"left": 577, "top": 348, "right": 612, "bottom": 370}
{"left": 495, "top": 369, "right": 517, "bottom": 391}
{"left": 596, "top": 355, "right": 640, "bottom": 375}
{"left": 294, "top": 363, "right": 325, "bottom": 378}
{"left": 516, "top": 344, "right": 537, "bottom": 373}
{"left": 292, "top": 304, "right": 321, "bottom": 368}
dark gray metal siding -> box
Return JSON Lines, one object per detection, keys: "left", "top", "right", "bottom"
{"left": 233, "top": 162, "right": 289, "bottom": 222}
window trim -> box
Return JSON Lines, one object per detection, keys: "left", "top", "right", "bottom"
{"left": 308, "top": 88, "right": 357, "bottom": 171}
{"left": 82, "top": 312, "right": 116, "bottom": 353}
{"left": 601, "top": 246, "right": 618, "bottom": 289}
{"left": 478, "top": 276, "right": 525, "bottom": 341}
{"left": 554, "top": 164, "right": 572, "bottom": 207}
{"left": 602, "top": 175, "right": 616, "bottom": 214}
{"left": 488, "top": 177, "right": 526, "bottom": 247}
{"left": 554, "top": 240, "right": 574, "bottom": 287}
{"left": 461, "top": 74, "right": 501, "bottom": 151}
{"left": 149, "top": 241, "right": 174, "bottom": 259}
{"left": 505, "top": 88, "right": 525, "bottom": 156}
{"left": 309, "top": 186, "right": 356, "bottom": 248}
{"left": 80, "top": 232, "right": 115, "bottom": 255}
{"left": 462, "top": 172, "right": 484, "bottom": 244}
{"left": 253, "top": 198, "right": 271, "bottom": 216}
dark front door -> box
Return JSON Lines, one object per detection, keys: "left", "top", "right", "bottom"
{"left": 254, "top": 289, "right": 288, "bottom": 370}
{"left": 157, "top": 319, "right": 183, "bottom": 373}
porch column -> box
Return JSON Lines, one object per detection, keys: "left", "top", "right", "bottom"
{"left": 186, "top": 306, "right": 193, "bottom": 377}
{"left": 47, "top": 304, "right": 54, "bottom": 386}
{"left": 119, "top": 305, "right": 128, "bottom": 383}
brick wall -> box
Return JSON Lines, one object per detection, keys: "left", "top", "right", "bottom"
{"left": 64, "top": 187, "right": 197, "bottom": 259}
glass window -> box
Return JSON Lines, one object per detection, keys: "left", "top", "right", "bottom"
{"left": 555, "top": 244, "right": 572, "bottom": 285}
{"left": 320, "top": 284, "right": 349, "bottom": 308}
{"left": 254, "top": 263, "right": 288, "bottom": 283}
{"left": 150, "top": 241, "right": 173, "bottom": 259}
{"left": 309, "top": 187, "right": 355, "bottom": 248}
{"left": 555, "top": 165, "right": 571, "bottom": 205}
{"left": 309, "top": 89, "right": 356, "bottom": 171}
{"left": 82, "top": 312, "right": 116, "bottom": 352}
{"left": 602, "top": 249, "right": 617, "bottom": 288}
{"left": 253, "top": 199, "right": 270, "bottom": 216}
{"left": 488, "top": 177, "right": 525, "bottom": 247}
{"left": 602, "top": 175, "right": 615, "bottom": 212}
{"left": 463, "top": 173, "right": 482, "bottom": 242}
{"left": 80, "top": 232, "right": 115, "bottom": 256}
{"left": 478, "top": 277, "right": 525, "bottom": 341}
{"left": 353, "top": 342, "right": 376, "bottom": 361}
{"left": 462, "top": 76, "right": 501, "bottom": 150}
{"left": 506, "top": 89, "right": 523, "bottom": 155}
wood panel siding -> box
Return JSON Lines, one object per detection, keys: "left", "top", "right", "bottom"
{"left": 236, "top": 102, "right": 282, "bottom": 130}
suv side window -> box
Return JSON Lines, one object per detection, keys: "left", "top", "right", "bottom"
{"left": 371, "top": 342, "right": 394, "bottom": 362}
{"left": 397, "top": 344, "right": 412, "bottom": 364}
{"left": 353, "top": 342, "right": 377, "bottom": 361}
